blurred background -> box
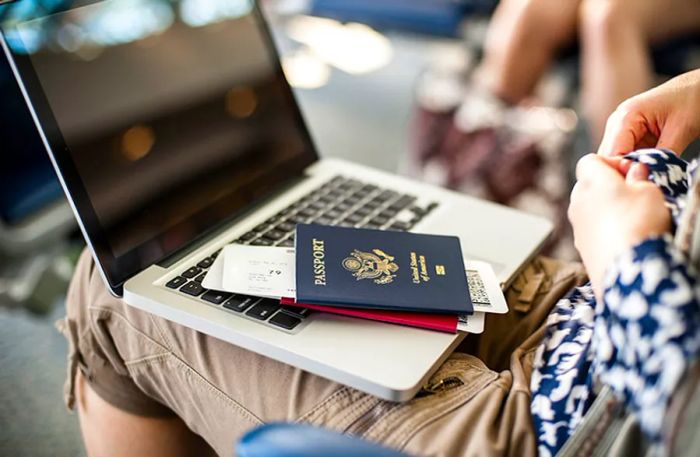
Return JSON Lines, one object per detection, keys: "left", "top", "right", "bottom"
{"left": 1, "top": 0, "right": 699, "bottom": 455}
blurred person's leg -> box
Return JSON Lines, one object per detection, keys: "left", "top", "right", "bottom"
{"left": 580, "top": 0, "right": 700, "bottom": 143}
{"left": 477, "top": 0, "right": 581, "bottom": 103}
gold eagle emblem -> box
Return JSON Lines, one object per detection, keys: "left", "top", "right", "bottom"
{"left": 342, "top": 249, "right": 399, "bottom": 285}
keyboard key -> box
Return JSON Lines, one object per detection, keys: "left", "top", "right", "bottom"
{"left": 378, "top": 208, "right": 398, "bottom": 219}
{"left": 265, "top": 214, "right": 282, "bottom": 224}
{"left": 182, "top": 267, "right": 201, "bottom": 279}
{"left": 280, "top": 206, "right": 295, "bottom": 215}
{"left": 269, "top": 312, "right": 302, "bottom": 330}
{"left": 314, "top": 216, "right": 333, "bottom": 226}
{"left": 324, "top": 209, "right": 343, "bottom": 220}
{"left": 286, "top": 215, "right": 307, "bottom": 225}
{"left": 246, "top": 299, "right": 280, "bottom": 320}
{"left": 166, "top": 276, "right": 187, "bottom": 289}
{"left": 309, "top": 200, "right": 326, "bottom": 211}
{"left": 201, "top": 290, "right": 231, "bottom": 305}
{"left": 298, "top": 207, "right": 318, "bottom": 218}
{"left": 254, "top": 223, "right": 271, "bottom": 233}
{"left": 223, "top": 295, "right": 258, "bottom": 312}
{"left": 362, "top": 222, "right": 382, "bottom": 230}
{"left": 263, "top": 230, "right": 286, "bottom": 241}
{"left": 338, "top": 180, "right": 358, "bottom": 190}
{"left": 344, "top": 213, "right": 364, "bottom": 224}
{"left": 197, "top": 257, "right": 213, "bottom": 269}
{"left": 361, "top": 184, "right": 378, "bottom": 193}
{"left": 354, "top": 206, "right": 372, "bottom": 217}
{"left": 180, "top": 281, "right": 204, "bottom": 297}
{"left": 329, "top": 175, "right": 346, "bottom": 186}
{"left": 376, "top": 190, "right": 398, "bottom": 201}
{"left": 334, "top": 202, "right": 352, "bottom": 213}
{"left": 349, "top": 190, "right": 366, "bottom": 200}
{"left": 276, "top": 221, "right": 296, "bottom": 232}
{"left": 194, "top": 273, "right": 207, "bottom": 283}
{"left": 365, "top": 200, "right": 382, "bottom": 210}
{"left": 370, "top": 215, "right": 390, "bottom": 226}
{"left": 319, "top": 193, "right": 337, "bottom": 203}
{"left": 389, "top": 222, "right": 411, "bottom": 231}
{"left": 277, "top": 237, "right": 295, "bottom": 247}
{"left": 239, "top": 231, "right": 257, "bottom": 241}
{"left": 251, "top": 237, "right": 274, "bottom": 246}
{"left": 389, "top": 195, "right": 417, "bottom": 211}
{"left": 281, "top": 306, "right": 311, "bottom": 318}
{"left": 290, "top": 201, "right": 306, "bottom": 211}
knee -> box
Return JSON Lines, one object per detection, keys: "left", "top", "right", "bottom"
{"left": 498, "top": 0, "right": 562, "bottom": 32}
{"left": 579, "top": 0, "right": 629, "bottom": 40}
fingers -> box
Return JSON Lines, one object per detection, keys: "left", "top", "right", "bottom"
{"left": 626, "top": 163, "right": 649, "bottom": 184}
{"left": 575, "top": 153, "right": 625, "bottom": 184}
{"left": 597, "top": 104, "right": 647, "bottom": 156}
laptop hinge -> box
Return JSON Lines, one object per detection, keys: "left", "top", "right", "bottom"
{"left": 156, "top": 174, "right": 310, "bottom": 268}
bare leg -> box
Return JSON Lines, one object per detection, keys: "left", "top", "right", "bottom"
{"left": 580, "top": 0, "right": 700, "bottom": 144}
{"left": 75, "top": 371, "right": 216, "bottom": 457}
{"left": 477, "top": 0, "right": 581, "bottom": 103}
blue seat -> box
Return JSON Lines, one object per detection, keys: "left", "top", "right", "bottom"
{"left": 310, "top": 0, "right": 497, "bottom": 37}
{"left": 237, "top": 423, "right": 409, "bottom": 457}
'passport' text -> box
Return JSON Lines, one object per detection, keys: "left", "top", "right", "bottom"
{"left": 312, "top": 238, "right": 327, "bottom": 286}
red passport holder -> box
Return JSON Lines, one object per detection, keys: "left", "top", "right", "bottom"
{"left": 280, "top": 298, "right": 458, "bottom": 334}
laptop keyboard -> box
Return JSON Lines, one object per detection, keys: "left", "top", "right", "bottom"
{"left": 164, "top": 175, "right": 439, "bottom": 333}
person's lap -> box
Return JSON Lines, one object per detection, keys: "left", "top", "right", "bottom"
{"left": 60, "top": 249, "right": 586, "bottom": 456}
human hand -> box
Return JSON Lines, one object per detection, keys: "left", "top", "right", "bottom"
{"left": 568, "top": 154, "right": 671, "bottom": 297}
{"left": 598, "top": 69, "right": 700, "bottom": 157}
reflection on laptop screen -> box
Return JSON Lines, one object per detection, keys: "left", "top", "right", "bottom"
{"left": 1, "top": 0, "right": 316, "bottom": 286}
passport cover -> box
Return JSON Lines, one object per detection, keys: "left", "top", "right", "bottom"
{"left": 295, "top": 224, "right": 473, "bottom": 314}
{"left": 280, "top": 298, "right": 458, "bottom": 333}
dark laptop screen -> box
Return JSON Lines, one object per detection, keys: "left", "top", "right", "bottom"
{"left": 0, "top": 0, "right": 317, "bottom": 293}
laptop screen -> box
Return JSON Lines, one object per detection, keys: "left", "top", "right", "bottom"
{"left": 0, "top": 0, "right": 317, "bottom": 293}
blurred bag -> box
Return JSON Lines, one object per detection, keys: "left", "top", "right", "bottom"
{"left": 406, "top": 70, "right": 577, "bottom": 257}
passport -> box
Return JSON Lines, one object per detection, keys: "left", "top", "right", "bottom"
{"left": 295, "top": 224, "right": 473, "bottom": 314}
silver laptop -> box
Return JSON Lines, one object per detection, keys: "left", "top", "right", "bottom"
{"left": 0, "top": 0, "right": 552, "bottom": 401}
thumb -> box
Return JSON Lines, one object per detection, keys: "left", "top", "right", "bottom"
{"left": 597, "top": 105, "right": 646, "bottom": 156}
{"left": 576, "top": 153, "right": 624, "bottom": 185}
{"left": 626, "top": 163, "right": 649, "bottom": 184}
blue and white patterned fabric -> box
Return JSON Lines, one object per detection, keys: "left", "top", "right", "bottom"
{"left": 530, "top": 149, "right": 700, "bottom": 457}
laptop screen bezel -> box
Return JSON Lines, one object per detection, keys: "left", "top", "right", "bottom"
{"left": 0, "top": 0, "right": 319, "bottom": 296}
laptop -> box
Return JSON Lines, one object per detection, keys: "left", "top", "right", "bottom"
{"left": 0, "top": 0, "right": 552, "bottom": 401}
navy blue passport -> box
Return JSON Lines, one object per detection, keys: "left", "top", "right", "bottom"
{"left": 295, "top": 224, "right": 473, "bottom": 314}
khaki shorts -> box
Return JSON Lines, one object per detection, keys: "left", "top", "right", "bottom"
{"left": 58, "top": 249, "right": 586, "bottom": 457}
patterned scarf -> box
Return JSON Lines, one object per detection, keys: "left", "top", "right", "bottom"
{"left": 530, "top": 149, "right": 700, "bottom": 457}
